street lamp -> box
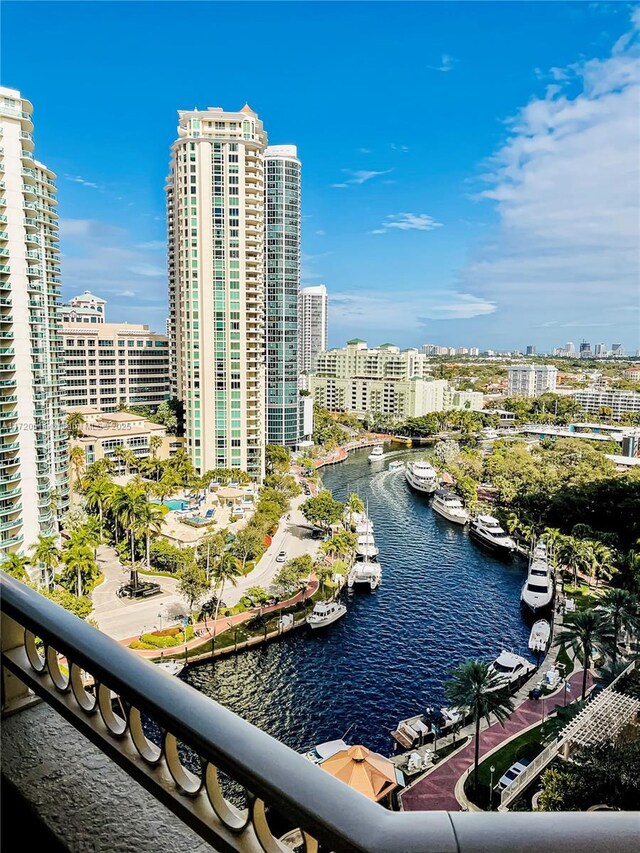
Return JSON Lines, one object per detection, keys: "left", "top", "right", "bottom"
{"left": 489, "top": 765, "right": 496, "bottom": 811}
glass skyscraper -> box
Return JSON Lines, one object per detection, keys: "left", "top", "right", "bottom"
{"left": 265, "top": 146, "right": 301, "bottom": 447}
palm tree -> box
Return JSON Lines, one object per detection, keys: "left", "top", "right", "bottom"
{"left": 61, "top": 544, "right": 96, "bottom": 597}
{"left": 211, "top": 552, "right": 241, "bottom": 635}
{"left": 346, "top": 492, "right": 364, "bottom": 520}
{"left": 70, "top": 517, "right": 102, "bottom": 559}
{"left": 111, "top": 445, "right": 130, "bottom": 475}
{"left": 109, "top": 483, "right": 148, "bottom": 588}
{"left": 149, "top": 434, "right": 162, "bottom": 460}
{"left": 444, "top": 659, "right": 515, "bottom": 791}
{"left": 32, "top": 534, "right": 60, "bottom": 587}
{"left": 599, "top": 589, "right": 638, "bottom": 666}
{"left": 69, "top": 445, "right": 86, "bottom": 488}
{"left": 541, "top": 528, "right": 563, "bottom": 566}
{"left": 590, "top": 541, "right": 615, "bottom": 589}
{"left": 66, "top": 411, "right": 86, "bottom": 439}
{"left": 1, "top": 552, "right": 30, "bottom": 581}
{"left": 137, "top": 501, "right": 165, "bottom": 570}
{"left": 556, "top": 609, "right": 613, "bottom": 699}
{"left": 83, "top": 476, "right": 113, "bottom": 538}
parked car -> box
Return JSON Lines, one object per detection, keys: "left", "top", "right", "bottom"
{"left": 276, "top": 550, "right": 287, "bottom": 563}
{"left": 496, "top": 758, "right": 531, "bottom": 791}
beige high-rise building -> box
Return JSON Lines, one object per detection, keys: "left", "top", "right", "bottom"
{"left": 0, "top": 87, "right": 69, "bottom": 576}
{"left": 167, "top": 105, "right": 267, "bottom": 479}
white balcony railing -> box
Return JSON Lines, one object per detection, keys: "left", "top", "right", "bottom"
{"left": 1, "top": 573, "right": 638, "bottom": 853}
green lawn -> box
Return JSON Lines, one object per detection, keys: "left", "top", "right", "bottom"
{"left": 563, "top": 583, "right": 601, "bottom": 611}
{"left": 464, "top": 724, "right": 545, "bottom": 811}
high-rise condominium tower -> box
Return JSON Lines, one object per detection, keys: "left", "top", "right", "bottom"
{"left": 265, "top": 145, "right": 300, "bottom": 446}
{"left": 299, "top": 284, "right": 328, "bottom": 372}
{"left": 167, "top": 105, "right": 267, "bottom": 479}
{"left": 0, "top": 87, "right": 69, "bottom": 576}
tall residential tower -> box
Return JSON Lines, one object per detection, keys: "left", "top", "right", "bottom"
{"left": 265, "top": 145, "right": 301, "bottom": 446}
{"left": 167, "top": 105, "right": 267, "bottom": 479}
{"left": 299, "top": 284, "right": 328, "bottom": 373}
{"left": 0, "top": 87, "right": 69, "bottom": 574}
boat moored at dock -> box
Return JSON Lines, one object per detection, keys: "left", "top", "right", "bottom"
{"left": 306, "top": 600, "right": 347, "bottom": 629}
{"left": 431, "top": 489, "right": 469, "bottom": 525}
{"left": 356, "top": 534, "right": 379, "bottom": 557}
{"left": 405, "top": 459, "right": 438, "bottom": 494}
{"left": 391, "top": 706, "right": 467, "bottom": 750}
{"left": 521, "top": 539, "right": 554, "bottom": 613}
{"left": 488, "top": 650, "right": 536, "bottom": 689}
{"left": 528, "top": 619, "right": 551, "bottom": 653}
{"left": 470, "top": 514, "right": 515, "bottom": 554}
{"left": 347, "top": 560, "right": 382, "bottom": 590}
{"left": 304, "top": 739, "right": 348, "bottom": 764}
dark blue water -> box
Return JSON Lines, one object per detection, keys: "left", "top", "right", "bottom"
{"left": 185, "top": 448, "right": 532, "bottom": 756}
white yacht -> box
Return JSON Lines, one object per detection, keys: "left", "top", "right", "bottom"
{"left": 431, "top": 489, "right": 469, "bottom": 525}
{"left": 388, "top": 460, "right": 405, "bottom": 471}
{"left": 356, "top": 534, "right": 379, "bottom": 557}
{"left": 521, "top": 541, "right": 554, "bottom": 613}
{"left": 405, "top": 459, "right": 438, "bottom": 494}
{"left": 528, "top": 620, "right": 551, "bottom": 653}
{"left": 488, "top": 650, "right": 536, "bottom": 689}
{"left": 306, "top": 600, "right": 347, "bottom": 629}
{"left": 368, "top": 444, "right": 384, "bottom": 462}
{"left": 355, "top": 519, "right": 374, "bottom": 535}
{"left": 347, "top": 560, "right": 382, "bottom": 590}
{"left": 470, "top": 515, "right": 515, "bottom": 555}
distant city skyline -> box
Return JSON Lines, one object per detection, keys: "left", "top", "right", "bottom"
{"left": 2, "top": 1, "right": 638, "bottom": 352}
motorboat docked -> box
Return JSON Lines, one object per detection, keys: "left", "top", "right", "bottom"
{"left": 306, "top": 600, "right": 347, "bottom": 629}
{"left": 391, "top": 706, "right": 467, "bottom": 750}
{"left": 488, "top": 650, "right": 536, "bottom": 689}
{"left": 155, "top": 660, "right": 185, "bottom": 677}
{"left": 356, "top": 534, "right": 379, "bottom": 558}
{"left": 347, "top": 560, "right": 382, "bottom": 590}
{"left": 355, "top": 519, "right": 374, "bottom": 535}
{"left": 368, "top": 444, "right": 384, "bottom": 462}
{"left": 528, "top": 620, "right": 551, "bottom": 653}
{"left": 388, "top": 460, "right": 405, "bottom": 471}
{"left": 521, "top": 540, "right": 554, "bottom": 613}
{"left": 470, "top": 515, "right": 515, "bottom": 555}
{"left": 304, "top": 739, "right": 348, "bottom": 764}
{"left": 431, "top": 489, "right": 469, "bottom": 525}
{"left": 405, "top": 459, "right": 438, "bottom": 494}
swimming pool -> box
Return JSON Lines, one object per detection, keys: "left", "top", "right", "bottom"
{"left": 160, "top": 499, "right": 189, "bottom": 512}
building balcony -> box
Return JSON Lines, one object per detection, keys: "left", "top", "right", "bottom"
{"left": 3, "top": 579, "right": 636, "bottom": 853}
{"left": 0, "top": 533, "right": 24, "bottom": 549}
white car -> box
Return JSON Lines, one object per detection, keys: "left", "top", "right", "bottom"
{"left": 497, "top": 758, "right": 531, "bottom": 790}
{"left": 276, "top": 550, "right": 287, "bottom": 563}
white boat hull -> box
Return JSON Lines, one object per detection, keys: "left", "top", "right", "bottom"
{"left": 529, "top": 620, "right": 551, "bottom": 652}
{"left": 307, "top": 604, "right": 347, "bottom": 629}
{"left": 405, "top": 469, "right": 437, "bottom": 494}
{"left": 521, "top": 587, "right": 553, "bottom": 613}
{"left": 432, "top": 503, "right": 468, "bottom": 525}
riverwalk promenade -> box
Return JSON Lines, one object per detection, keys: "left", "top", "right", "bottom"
{"left": 400, "top": 666, "right": 593, "bottom": 812}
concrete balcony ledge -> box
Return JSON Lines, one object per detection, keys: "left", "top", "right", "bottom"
{"left": 2, "top": 702, "right": 211, "bottom": 853}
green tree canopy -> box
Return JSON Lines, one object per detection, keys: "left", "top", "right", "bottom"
{"left": 301, "top": 490, "right": 344, "bottom": 533}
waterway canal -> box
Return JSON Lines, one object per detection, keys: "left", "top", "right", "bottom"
{"left": 185, "top": 447, "right": 533, "bottom": 756}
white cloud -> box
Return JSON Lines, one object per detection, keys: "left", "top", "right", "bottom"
{"left": 329, "top": 291, "right": 495, "bottom": 339}
{"left": 59, "top": 218, "right": 168, "bottom": 326}
{"left": 429, "top": 54, "right": 458, "bottom": 73}
{"left": 459, "top": 10, "right": 640, "bottom": 341}
{"left": 391, "top": 143, "right": 410, "bottom": 152}
{"left": 331, "top": 168, "right": 392, "bottom": 188}
{"left": 65, "top": 174, "right": 103, "bottom": 191}
{"left": 371, "top": 213, "right": 443, "bottom": 234}
{"left": 358, "top": 147, "right": 372, "bottom": 154}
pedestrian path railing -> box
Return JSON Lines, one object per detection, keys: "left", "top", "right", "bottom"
{"left": 2, "top": 572, "right": 638, "bottom": 853}
{"left": 499, "top": 738, "right": 559, "bottom": 810}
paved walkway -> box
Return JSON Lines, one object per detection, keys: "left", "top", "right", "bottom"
{"left": 400, "top": 667, "right": 592, "bottom": 812}
{"left": 121, "top": 576, "right": 319, "bottom": 658}
{"left": 91, "top": 546, "right": 186, "bottom": 640}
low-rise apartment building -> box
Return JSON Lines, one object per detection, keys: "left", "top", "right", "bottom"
{"left": 308, "top": 340, "right": 482, "bottom": 419}
{"left": 69, "top": 408, "right": 183, "bottom": 474}
{"left": 575, "top": 389, "right": 640, "bottom": 419}
{"left": 63, "top": 321, "right": 170, "bottom": 411}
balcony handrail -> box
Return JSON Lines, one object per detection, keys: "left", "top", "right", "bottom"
{"left": 1, "top": 573, "right": 638, "bottom": 853}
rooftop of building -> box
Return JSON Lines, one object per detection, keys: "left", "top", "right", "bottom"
{"left": 68, "top": 290, "right": 106, "bottom": 304}
{"left": 69, "top": 409, "right": 167, "bottom": 440}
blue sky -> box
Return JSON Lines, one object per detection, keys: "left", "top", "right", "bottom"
{"left": 3, "top": 1, "right": 639, "bottom": 352}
